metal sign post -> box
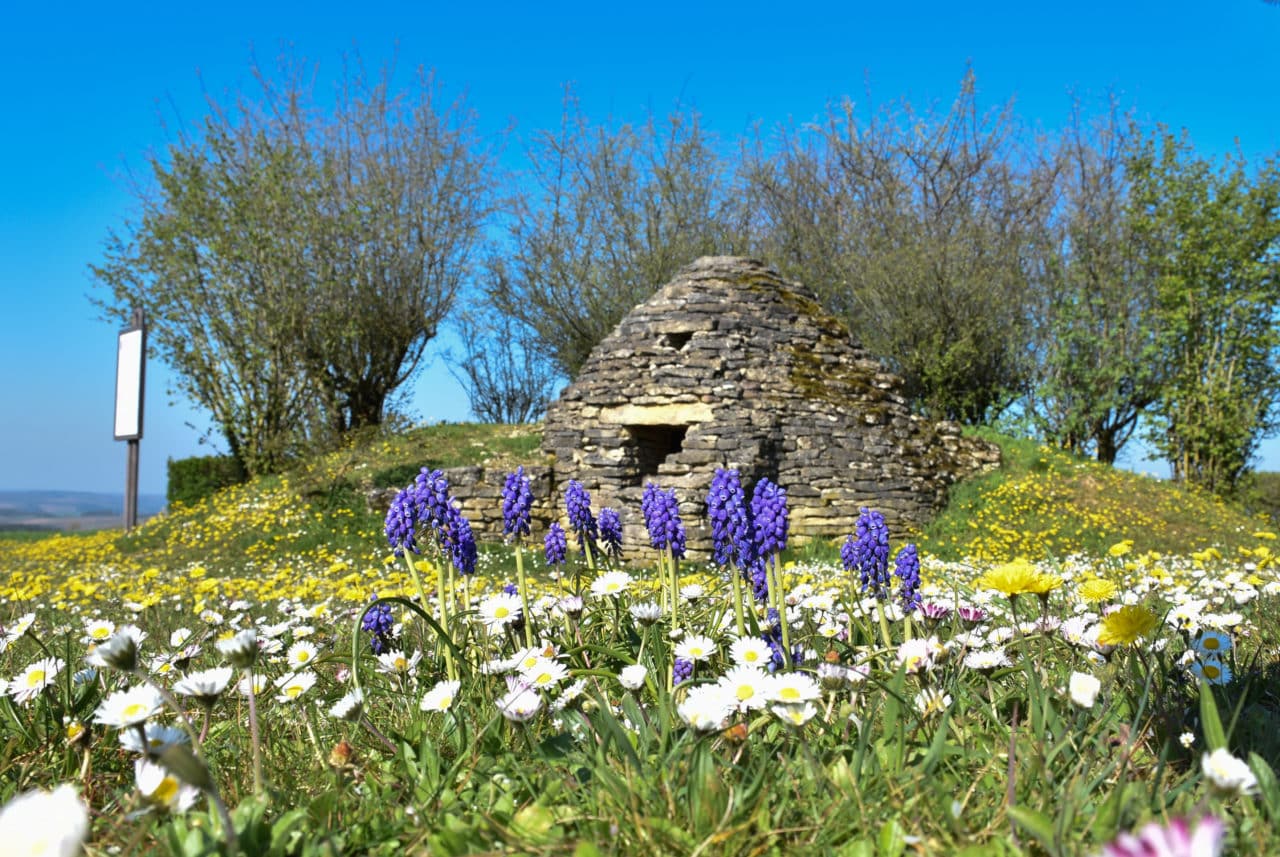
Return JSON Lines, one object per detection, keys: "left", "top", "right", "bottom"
{"left": 114, "top": 308, "right": 146, "bottom": 531}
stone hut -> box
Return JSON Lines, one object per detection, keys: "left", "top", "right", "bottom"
{"left": 541, "top": 256, "right": 1000, "bottom": 557}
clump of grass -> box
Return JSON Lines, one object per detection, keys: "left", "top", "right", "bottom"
{"left": 921, "top": 430, "right": 1265, "bottom": 561}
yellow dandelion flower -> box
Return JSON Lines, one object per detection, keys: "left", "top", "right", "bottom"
{"left": 1078, "top": 578, "right": 1118, "bottom": 603}
{"left": 1108, "top": 540, "right": 1133, "bottom": 558}
{"left": 974, "top": 559, "right": 1042, "bottom": 597}
{"left": 1096, "top": 605, "right": 1159, "bottom": 646}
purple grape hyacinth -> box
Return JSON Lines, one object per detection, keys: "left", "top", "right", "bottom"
{"left": 384, "top": 468, "right": 478, "bottom": 576}
{"left": 361, "top": 600, "right": 396, "bottom": 655}
{"left": 502, "top": 467, "right": 533, "bottom": 540}
{"left": 544, "top": 522, "right": 568, "bottom": 567}
{"left": 598, "top": 507, "right": 623, "bottom": 560}
{"left": 384, "top": 489, "right": 420, "bottom": 556}
{"left": 564, "top": 480, "right": 599, "bottom": 555}
{"left": 672, "top": 657, "right": 694, "bottom": 686}
{"left": 848, "top": 508, "right": 891, "bottom": 599}
{"left": 893, "top": 543, "right": 921, "bottom": 612}
{"left": 641, "top": 483, "right": 686, "bottom": 559}
{"left": 707, "top": 468, "right": 753, "bottom": 568}
{"left": 750, "top": 478, "right": 789, "bottom": 558}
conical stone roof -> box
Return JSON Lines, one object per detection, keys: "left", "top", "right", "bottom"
{"left": 541, "top": 256, "right": 1000, "bottom": 556}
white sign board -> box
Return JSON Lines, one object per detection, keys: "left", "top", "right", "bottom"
{"left": 114, "top": 327, "right": 145, "bottom": 440}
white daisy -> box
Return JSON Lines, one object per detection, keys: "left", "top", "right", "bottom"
{"left": 10, "top": 657, "right": 65, "bottom": 706}
{"left": 1192, "top": 630, "right": 1232, "bottom": 658}
{"left": 618, "top": 664, "right": 648, "bottom": 691}
{"left": 1067, "top": 671, "right": 1102, "bottom": 709}
{"left": 477, "top": 593, "right": 523, "bottom": 630}
{"left": 274, "top": 671, "right": 317, "bottom": 703}
{"left": 675, "top": 634, "right": 717, "bottom": 662}
{"left": 1202, "top": 748, "right": 1258, "bottom": 796}
{"left": 86, "top": 630, "right": 141, "bottom": 672}
{"left": 771, "top": 701, "right": 819, "bottom": 726}
{"left": 237, "top": 674, "right": 269, "bottom": 697}
{"left": 3, "top": 613, "right": 36, "bottom": 645}
{"left": 285, "top": 640, "right": 320, "bottom": 669}
{"left": 520, "top": 657, "right": 569, "bottom": 690}
{"left": 0, "top": 784, "right": 89, "bottom": 857}
{"left": 420, "top": 679, "right": 462, "bottom": 713}
{"left": 769, "top": 672, "right": 822, "bottom": 704}
{"left": 119, "top": 723, "right": 189, "bottom": 756}
{"left": 729, "top": 637, "right": 773, "bottom": 668}
{"left": 94, "top": 684, "right": 165, "bottom": 728}
{"left": 628, "top": 602, "right": 663, "bottom": 625}
{"left": 216, "top": 629, "right": 259, "bottom": 668}
{"left": 375, "top": 649, "right": 422, "bottom": 680}
{"left": 963, "top": 649, "right": 1012, "bottom": 673}
{"left": 172, "top": 667, "right": 234, "bottom": 706}
{"left": 589, "top": 571, "right": 633, "bottom": 597}
{"left": 329, "top": 688, "right": 365, "bottom": 722}
{"left": 677, "top": 684, "right": 736, "bottom": 731}
{"left": 914, "top": 687, "right": 952, "bottom": 718}
{"left": 552, "top": 679, "right": 587, "bottom": 711}
{"left": 717, "top": 665, "right": 774, "bottom": 712}
{"left": 497, "top": 684, "right": 543, "bottom": 722}
{"left": 135, "top": 757, "right": 200, "bottom": 812}
{"left": 82, "top": 618, "right": 116, "bottom": 644}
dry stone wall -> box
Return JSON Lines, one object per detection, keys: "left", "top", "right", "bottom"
{"left": 368, "top": 257, "right": 1000, "bottom": 561}
{"left": 540, "top": 256, "right": 1000, "bottom": 558}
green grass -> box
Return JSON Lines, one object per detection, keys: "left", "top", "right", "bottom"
{"left": 3, "top": 423, "right": 1280, "bottom": 855}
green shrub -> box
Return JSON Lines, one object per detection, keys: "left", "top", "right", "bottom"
{"left": 371, "top": 462, "right": 430, "bottom": 490}
{"left": 1243, "top": 471, "right": 1280, "bottom": 525}
{"left": 166, "top": 454, "right": 248, "bottom": 507}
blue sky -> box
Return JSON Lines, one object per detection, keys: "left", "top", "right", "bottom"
{"left": 2, "top": 0, "right": 1279, "bottom": 495}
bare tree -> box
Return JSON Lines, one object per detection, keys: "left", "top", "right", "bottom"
{"left": 744, "top": 70, "right": 1058, "bottom": 424}
{"left": 93, "top": 53, "right": 495, "bottom": 473}
{"left": 446, "top": 301, "right": 561, "bottom": 424}
{"left": 486, "top": 91, "right": 751, "bottom": 378}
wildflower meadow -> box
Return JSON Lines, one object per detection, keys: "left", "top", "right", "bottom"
{"left": 2, "top": 430, "right": 1280, "bottom": 856}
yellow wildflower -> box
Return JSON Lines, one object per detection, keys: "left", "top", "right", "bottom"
{"left": 974, "top": 559, "right": 1042, "bottom": 597}
{"left": 1078, "top": 578, "right": 1118, "bottom": 603}
{"left": 1096, "top": 606, "right": 1159, "bottom": 646}
{"left": 1108, "top": 540, "right": 1133, "bottom": 558}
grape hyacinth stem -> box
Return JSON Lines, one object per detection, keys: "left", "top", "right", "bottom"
{"left": 666, "top": 545, "right": 679, "bottom": 636}
{"left": 769, "top": 555, "right": 793, "bottom": 669}
{"left": 730, "top": 565, "right": 746, "bottom": 638}
{"left": 514, "top": 542, "right": 534, "bottom": 649}
{"left": 405, "top": 551, "right": 456, "bottom": 681}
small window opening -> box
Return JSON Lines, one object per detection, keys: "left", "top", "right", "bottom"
{"left": 625, "top": 424, "right": 689, "bottom": 482}
{"left": 659, "top": 331, "right": 694, "bottom": 350}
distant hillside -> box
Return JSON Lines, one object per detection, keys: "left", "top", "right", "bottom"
{"left": 0, "top": 491, "right": 166, "bottom": 531}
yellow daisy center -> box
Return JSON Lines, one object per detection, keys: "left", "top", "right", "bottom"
{"left": 286, "top": 686, "right": 303, "bottom": 698}
{"left": 153, "top": 777, "right": 179, "bottom": 805}
{"left": 123, "top": 702, "right": 148, "bottom": 719}
{"left": 26, "top": 670, "right": 45, "bottom": 687}
{"left": 494, "top": 607, "right": 509, "bottom": 618}
{"left": 779, "top": 687, "right": 800, "bottom": 701}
